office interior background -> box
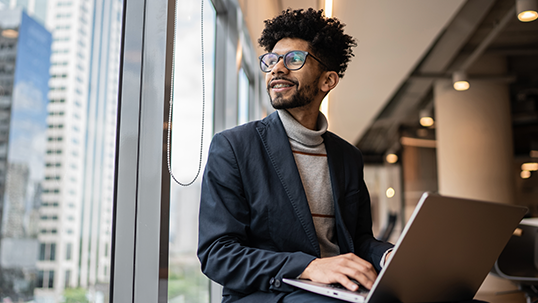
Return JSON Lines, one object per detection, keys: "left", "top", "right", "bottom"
{"left": 0, "top": 0, "right": 536, "bottom": 302}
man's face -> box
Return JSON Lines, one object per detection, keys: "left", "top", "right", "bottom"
{"left": 265, "top": 38, "right": 325, "bottom": 110}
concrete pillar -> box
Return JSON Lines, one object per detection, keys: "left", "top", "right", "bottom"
{"left": 434, "top": 55, "right": 515, "bottom": 204}
{"left": 434, "top": 55, "right": 522, "bottom": 302}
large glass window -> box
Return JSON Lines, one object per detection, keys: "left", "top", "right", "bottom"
{"left": 237, "top": 67, "right": 250, "bottom": 125}
{"left": 167, "top": 0, "right": 215, "bottom": 302}
{"left": 0, "top": 0, "right": 123, "bottom": 301}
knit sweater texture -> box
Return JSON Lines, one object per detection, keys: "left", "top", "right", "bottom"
{"left": 277, "top": 109, "right": 340, "bottom": 258}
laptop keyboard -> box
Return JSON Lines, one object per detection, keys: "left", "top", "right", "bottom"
{"left": 329, "top": 283, "right": 369, "bottom": 294}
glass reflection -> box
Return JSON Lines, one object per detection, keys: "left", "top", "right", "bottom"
{"left": 0, "top": 0, "right": 123, "bottom": 301}
{"left": 237, "top": 68, "right": 249, "bottom": 125}
{"left": 168, "top": 0, "right": 215, "bottom": 302}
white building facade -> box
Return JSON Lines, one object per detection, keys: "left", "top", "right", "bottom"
{"left": 0, "top": 0, "right": 122, "bottom": 301}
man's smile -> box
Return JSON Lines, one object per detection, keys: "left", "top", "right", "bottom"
{"left": 269, "top": 78, "right": 297, "bottom": 93}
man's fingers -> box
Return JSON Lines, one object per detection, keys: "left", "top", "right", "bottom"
{"left": 338, "top": 254, "right": 377, "bottom": 289}
{"left": 334, "top": 274, "right": 359, "bottom": 291}
{"left": 301, "top": 253, "right": 378, "bottom": 291}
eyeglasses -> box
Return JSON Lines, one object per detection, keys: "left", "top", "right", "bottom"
{"left": 258, "top": 50, "right": 327, "bottom": 73}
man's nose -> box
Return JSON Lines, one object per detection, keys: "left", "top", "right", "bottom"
{"left": 271, "top": 58, "right": 289, "bottom": 75}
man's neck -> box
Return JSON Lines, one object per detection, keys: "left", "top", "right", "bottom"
{"left": 286, "top": 102, "right": 321, "bottom": 130}
{"left": 286, "top": 109, "right": 318, "bottom": 130}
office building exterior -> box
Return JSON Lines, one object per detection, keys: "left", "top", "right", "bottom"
{"left": 0, "top": 8, "right": 52, "bottom": 300}
{"left": 0, "top": 0, "right": 121, "bottom": 301}
{"left": 36, "top": 0, "right": 122, "bottom": 301}
{"left": 34, "top": 0, "right": 95, "bottom": 299}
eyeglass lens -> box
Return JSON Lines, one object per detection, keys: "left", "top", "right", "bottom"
{"left": 260, "top": 51, "right": 307, "bottom": 72}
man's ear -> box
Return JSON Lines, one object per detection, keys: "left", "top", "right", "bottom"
{"left": 320, "top": 71, "right": 339, "bottom": 93}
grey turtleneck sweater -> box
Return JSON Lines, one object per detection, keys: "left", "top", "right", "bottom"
{"left": 277, "top": 109, "right": 340, "bottom": 258}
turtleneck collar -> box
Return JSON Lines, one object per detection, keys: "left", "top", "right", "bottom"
{"left": 277, "top": 109, "right": 328, "bottom": 147}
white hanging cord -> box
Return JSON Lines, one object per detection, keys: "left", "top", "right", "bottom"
{"left": 167, "top": 0, "right": 205, "bottom": 186}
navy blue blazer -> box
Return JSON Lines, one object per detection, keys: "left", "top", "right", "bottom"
{"left": 197, "top": 111, "right": 393, "bottom": 302}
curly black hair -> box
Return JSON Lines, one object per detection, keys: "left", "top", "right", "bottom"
{"left": 258, "top": 8, "right": 357, "bottom": 78}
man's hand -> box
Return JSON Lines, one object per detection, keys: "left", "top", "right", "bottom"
{"left": 300, "top": 253, "right": 377, "bottom": 291}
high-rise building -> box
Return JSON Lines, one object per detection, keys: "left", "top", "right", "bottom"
{"left": 78, "top": 0, "right": 121, "bottom": 290}
{"left": 0, "top": 8, "right": 52, "bottom": 301}
{"left": 0, "top": 0, "right": 122, "bottom": 301}
{"left": 35, "top": 0, "right": 122, "bottom": 301}
{"left": 4, "top": 162, "right": 30, "bottom": 238}
{"left": 32, "top": 0, "right": 95, "bottom": 299}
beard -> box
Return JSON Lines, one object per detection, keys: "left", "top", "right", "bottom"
{"left": 268, "top": 79, "right": 319, "bottom": 110}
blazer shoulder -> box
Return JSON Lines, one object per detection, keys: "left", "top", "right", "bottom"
{"left": 324, "top": 130, "right": 363, "bottom": 157}
{"left": 216, "top": 111, "right": 279, "bottom": 142}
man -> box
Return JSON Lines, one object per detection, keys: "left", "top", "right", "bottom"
{"left": 198, "top": 8, "right": 394, "bottom": 302}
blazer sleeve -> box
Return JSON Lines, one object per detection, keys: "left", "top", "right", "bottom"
{"left": 197, "top": 133, "right": 316, "bottom": 295}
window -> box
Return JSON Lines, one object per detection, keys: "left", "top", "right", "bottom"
{"left": 57, "top": 2, "right": 73, "bottom": 7}
{"left": 38, "top": 243, "right": 57, "bottom": 261}
{"left": 65, "top": 270, "right": 71, "bottom": 288}
{"left": 237, "top": 68, "right": 250, "bottom": 124}
{"left": 39, "top": 243, "right": 46, "bottom": 260}
{"left": 50, "top": 243, "right": 56, "bottom": 261}
{"left": 52, "top": 61, "right": 69, "bottom": 66}
{"left": 37, "top": 271, "right": 44, "bottom": 288}
{"left": 48, "top": 270, "right": 55, "bottom": 288}
{"left": 106, "top": 0, "right": 268, "bottom": 301}
{"left": 167, "top": 0, "right": 216, "bottom": 301}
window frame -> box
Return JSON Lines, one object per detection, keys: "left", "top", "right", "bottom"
{"left": 111, "top": 0, "right": 266, "bottom": 302}
{"left": 111, "top": 0, "right": 168, "bottom": 300}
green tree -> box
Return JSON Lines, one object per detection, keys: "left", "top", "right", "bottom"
{"left": 63, "top": 288, "right": 89, "bottom": 303}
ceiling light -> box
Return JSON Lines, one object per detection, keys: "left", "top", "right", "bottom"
{"left": 386, "top": 187, "right": 395, "bottom": 198}
{"left": 419, "top": 109, "right": 434, "bottom": 127}
{"left": 1, "top": 29, "right": 18, "bottom": 38}
{"left": 453, "top": 71, "right": 470, "bottom": 91}
{"left": 521, "top": 170, "right": 531, "bottom": 179}
{"left": 386, "top": 153, "right": 398, "bottom": 164}
{"left": 517, "top": 0, "right": 538, "bottom": 22}
{"left": 420, "top": 117, "right": 434, "bottom": 127}
{"left": 521, "top": 162, "right": 538, "bottom": 171}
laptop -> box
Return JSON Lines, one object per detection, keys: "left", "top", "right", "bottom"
{"left": 283, "top": 192, "right": 528, "bottom": 302}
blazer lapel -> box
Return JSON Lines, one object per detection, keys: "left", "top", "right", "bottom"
{"left": 256, "top": 112, "right": 320, "bottom": 257}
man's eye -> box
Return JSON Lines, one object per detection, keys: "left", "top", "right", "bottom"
{"left": 288, "top": 54, "right": 304, "bottom": 66}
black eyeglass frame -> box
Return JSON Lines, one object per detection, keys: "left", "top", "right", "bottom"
{"left": 258, "top": 50, "right": 328, "bottom": 73}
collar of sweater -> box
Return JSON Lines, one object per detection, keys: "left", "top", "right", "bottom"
{"left": 277, "top": 109, "right": 328, "bottom": 148}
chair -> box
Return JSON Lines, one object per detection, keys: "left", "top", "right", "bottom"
{"left": 378, "top": 212, "right": 398, "bottom": 242}
{"left": 491, "top": 219, "right": 538, "bottom": 303}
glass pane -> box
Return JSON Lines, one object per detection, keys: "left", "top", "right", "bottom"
{"left": 168, "top": 0, "right": 215, "bottom": 302}
{"left": 237, "top": 68, "right": 249, "bottom": 125}
{"left": 0, "top": 0, "right": 123, "bottom": 301}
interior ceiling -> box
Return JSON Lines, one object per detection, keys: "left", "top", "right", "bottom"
{"left": 356, "top": 0, "right": 538, "bottom": 162}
